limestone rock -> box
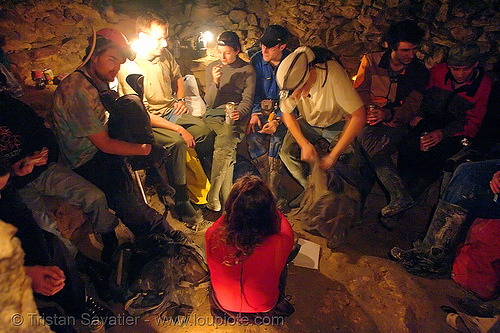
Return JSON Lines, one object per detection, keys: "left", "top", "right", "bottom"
{"left": 228, "top": 9, "right": 247, "bottom": 23}
{"left": 0, "top": 220, "right": 53, "bottom": 333}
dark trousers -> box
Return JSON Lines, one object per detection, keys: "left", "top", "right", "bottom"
{"left": 0, "top": 184, "right": 86, "bottom": 316}
{"left": 74, "top": 151, "right": 170, "bottom": 237}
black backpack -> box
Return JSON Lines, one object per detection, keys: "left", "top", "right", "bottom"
{"left": 110, "top": 233, "right": 209, "bottom": 319}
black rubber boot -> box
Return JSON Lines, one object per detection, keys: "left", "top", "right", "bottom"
{"left": 392, "top": 200, "right": 468, "bottom": 276}
{"left": 173, "top": 184, "right": 204, "bottom": 230}
{"left": 100, "top": 230, "right": 118, "bottom": 265}
{"left": 372, "top": 155, "right": 413, "bottom": 217}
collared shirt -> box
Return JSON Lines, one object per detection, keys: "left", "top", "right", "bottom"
{"left": 117, "top": 49, "right": 182, "bottom": 117}
{"left": 280, "top": 60, "right": 364, "bottom": 128}
{"left": 250, "top": 49, "right": 291, "bottom": 118}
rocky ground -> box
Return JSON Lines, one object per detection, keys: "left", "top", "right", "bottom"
{"left": 20, "top": 86, "right": 500, "bottom": 333}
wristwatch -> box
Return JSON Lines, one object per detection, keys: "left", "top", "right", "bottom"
{"left": 178, "top": 98, "right": 186, "bottom": 103}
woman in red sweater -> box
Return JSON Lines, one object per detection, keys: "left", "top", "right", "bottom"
{"left": 205, "top": 175, "right": 295, "bottom": 323}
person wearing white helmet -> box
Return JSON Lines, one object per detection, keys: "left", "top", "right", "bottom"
{"left": 276, "top": 46, "right": 366, "bottom": 207}
{"left": 50, "top": 27, "right": 179, "bottom": 241}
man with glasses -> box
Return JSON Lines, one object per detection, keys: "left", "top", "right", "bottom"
{"left": 246, "top": 25, "right": 291, "bottom": 209}
{"left": 117, "top": 13, "right": 214, "bottom": 229}
{"left": 354, "top": 20, "right": 429, "bottom": 219}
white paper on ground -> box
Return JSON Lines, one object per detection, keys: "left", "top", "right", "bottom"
{"left": 292, "top": 238, "right": 320, "bottom": 270}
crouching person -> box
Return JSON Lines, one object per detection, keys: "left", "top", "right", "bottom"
{"left": 205, "top": 176, "right": 295, "bottom": 323}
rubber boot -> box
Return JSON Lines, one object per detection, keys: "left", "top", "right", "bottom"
{"left": 269, "top": 156, "right": 287, "bottom": 210}
{"left": 372, "top": 155, "right": 414, "bottom": 217}
{"left": 252, "top": 153, "right": 270, "bottom": 183}
{"left": 417, "top": 200, "right": 468, "bottom": 253}
{"left": 100, "top": 230, "right": 118, "bottom": 265}
{"left": 206, "top": 148, "right": 232, "bottom": 212}
{"left": 392, "top": 200, "right": 468, "bottom": 276}
{"left": 173, "top": 184, "right": 203, "bottom": 230}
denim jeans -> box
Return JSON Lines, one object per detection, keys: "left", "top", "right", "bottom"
{"left": 444, "top": 159, "right": 500, "bottom": 218}
{"left": 279, "top": 118, "right": 344, "bottom": 188}
{"left": 246, "top": 114, "right": 287, "bottom": 159}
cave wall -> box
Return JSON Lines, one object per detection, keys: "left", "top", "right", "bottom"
{"left": 0, "top": 0, "right": 499, "bottom": 87}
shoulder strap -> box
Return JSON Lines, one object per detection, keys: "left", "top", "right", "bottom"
{"left": 75, "top": 69, "right": 102, "bottom": 92}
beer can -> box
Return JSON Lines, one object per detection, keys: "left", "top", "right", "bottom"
{"left": 367, "top": 104, "right": 376, "bottom": 125}
{"left": 225, "top": 102, "right": 236, "bottom": 125}
{"left": 420, "top": 132, "right": 429, "bottom": 151}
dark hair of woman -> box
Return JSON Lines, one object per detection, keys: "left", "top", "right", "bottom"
{"left": 219, "top": 175, "right": 280, "bottom": 263}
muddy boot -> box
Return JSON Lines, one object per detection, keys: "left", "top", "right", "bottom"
{"left": 392, "top": 200, "right": 468, "bottom": 276}
{"left": 206, "top": 148, "right": 232, "bottom": 212}
{"left": 252, "top": 154, "right": 270, "bottom": 183}
{"left": 269, "top": 156, "right": 287, "bottom": 210}
{"left": 145, "top": 167, "right": 176, "bottom": 209}
{"left": 372, "top": 156, "right": 414, "bottom": 218}
{"left": 173, "top": 184, "right": 204, "bottom": 230}
{"left": 100, "top": 230, "right": 118, "bottom": 265}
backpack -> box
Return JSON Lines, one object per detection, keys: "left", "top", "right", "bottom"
{"left": 452, "top": 218, "right": 500, "bottom": 300}
{"left": 110, "top": 233, "right": 210, "bottom": 318}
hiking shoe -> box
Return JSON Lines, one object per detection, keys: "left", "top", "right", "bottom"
{"left": 381, "top": 197, "right": 414, "bottom": 217}
{"left": 84, "top": 296, "right": 115, "bottom": 329}
{"left": 174, "top": 201, "right": 204, "bottom": 231}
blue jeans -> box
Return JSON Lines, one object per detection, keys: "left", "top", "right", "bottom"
{"left": 279, "top": 118, "right": 344, "bottom": 188}
{"left": 444, "top": 159, "right": 500, "bottom": 218}
{"left": 246, "top": 114, "right": 287, "bottom": 159}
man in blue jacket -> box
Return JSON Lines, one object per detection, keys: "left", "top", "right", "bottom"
{"left": 247, "top": 25, "right": 291, "bottom": 208}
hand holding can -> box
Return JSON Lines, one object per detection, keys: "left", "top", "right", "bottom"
{"left": 225, "top": 102, "right": 236, "bottom": 125}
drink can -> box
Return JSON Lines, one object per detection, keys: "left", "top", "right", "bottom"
{"left": 420, "top": 132, "right": 429, "bottom": 151}
{"left": 225, "top": 102, "right": 236, "bottom": 125}
{"left": 494, "top": 194, "right": 499, "bottom": 204}
{"left": 42, "top": 68, "right": 54, "bottom": 84}
{"left": 367, "top": 104, "right": 376, "bottom": 125}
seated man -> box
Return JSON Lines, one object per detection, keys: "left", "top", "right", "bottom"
{"left": 203, "top": 31, "right": 256, "bottom": 212}
{"left": 49, "top": 28, "right": 176, "bottom": 239}
{"left": 391, "top": 79, "right": 500, "bottom": 276}
{"left": 277, "top": 46, "right": 366, "bottom": 207}
{"left": 247, "top": 25, "right": 291, "bottom": 209}
{"left": 354, "top": 20, "right": 429, "bottom": 218}
{"left": 0, "top": 90, "right": 118, "bottom": 262}
{"left": 397, "top": 42, "right": 493, "bottom": 199}
{"left": 0, "top": 157, "right": 113, "bottom": 333}
{"left": 117, "top": 13, "right": 214, "bottom": 228}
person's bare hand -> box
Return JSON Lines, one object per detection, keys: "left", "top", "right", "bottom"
{"left": 259, "top": 120, "right": 278, "bottom": 135}
{"left": 421, "top": 130, "right": 443, "bottom": 150}
{"left": 231, "top": 108, "right": 240, "bottom": 121}
{"left": 180, "top": 128, "right": 195, "bottom": 148}
{"left": 212, "top": 65, "right": 222, "bottom": 86}
{"left": 173, "top": 100, "right": 188, "bottom": 116}
{"left": 25, "top": 266, "right": 65, "bottom": 296}
{"left": 247, "top": 114, "right": 262, "bottom": 134}
{"left": 490, "top": 171, "right": 500, "bottom": 194}
{"left": 410, "top": 116, "right": 424, "bottom": 127}
{"left": 319, "top": 154, "right": 338, "bottom": 170}
{"left": 300, "top": 142, "right": 317, "bottom": 163}
{"left": 366, "top": 107, "right": 383, "bottom": 126}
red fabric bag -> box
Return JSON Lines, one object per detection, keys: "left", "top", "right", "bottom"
{"left": 452, "top": 218, "right": 500, "bottom": 300}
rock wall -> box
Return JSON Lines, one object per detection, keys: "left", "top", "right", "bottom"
{"left": 0, "top": 0, "right": 499, "bottom": 86}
